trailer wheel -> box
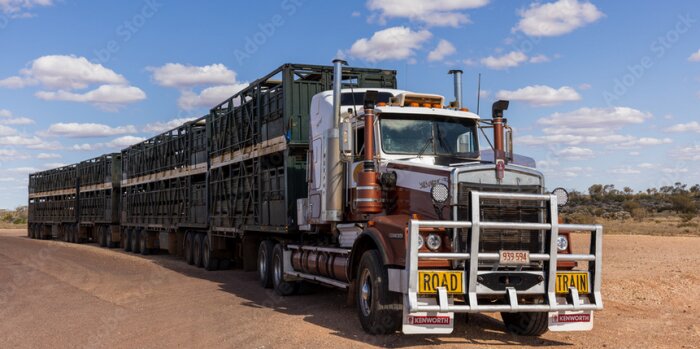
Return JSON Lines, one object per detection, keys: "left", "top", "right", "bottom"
{"left": 193, "top": 233, "right": 204, "bottom": 267}
{"left": 202, "top": 235, "right": 218, "bottom": 271}
{"left": 123, "top": 230, "right": 132, "bottom": 252}
{"left": 258, "top": 240, "right": 275, "bottom": 288}
{"left": 185, "top": 232, "right": 195, "bottom": 265}
{"left": 272, "top": 244, "right": 298, "bottom": 296}
{"left": 98, "top": 227, "right": 107, "bottom": 247}
{"left": 501, "top": 312, "right": 549, "bottom": 336}
{"left": 140, "top": 231, "right": 150, "bottom": 255}
{"left": 131, "top": 230, "right": 141, "bottom": 254}
{"left": 356, "top": 249, "right": 402, "bottom": 335}
{"left": 105, "top": 228, "right": 114, "bottom": 248}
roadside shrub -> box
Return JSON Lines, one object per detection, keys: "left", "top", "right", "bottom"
{"left": 566, "top": 213, "right": 597, "bottom": 224}
{"left": 622, "top": 200, "right": 641, "bottom": 213}
{"left": 630, "top": 208, "right": 648, "bottom": 221}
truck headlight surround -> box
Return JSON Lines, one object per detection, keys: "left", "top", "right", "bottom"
{"left": 431, "top": 183, "right": 449, "bottom": 203}
{"left": 426, "top": 233, "right": 442, "bottom": 251}
{"left": 552, "top": 187, "right": 569, "bottom": 206}
{"left": 556, "top": 235, "right": 569, "bottom": 251}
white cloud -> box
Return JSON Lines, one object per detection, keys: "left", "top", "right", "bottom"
{"left": 0, "top": 76, "right": 36, "bottom": 88}
{"left": 351, "top": 11, "right": 361, "bottom": 17}
{"left": 45, "top": 122, "right": 137, "bottom": 138}
{"left": 427, "top": 39, "right": 456, "bottom": 62}
{"left": 35, "top": 84, "right": 146, "bottom": 110}
{"left": 7, "top": 167, "right": 38, "bottom": 174}
{"left": 578, "top": 83, "right": 592, "bottom": 90}
{"left": 637, "top": 163, "right": 656, "bottom": 169}
{"left": 149, "top": 63, "right": 237, "bottom": 88}
{"left": 661, "top": 168, "right": 689, "bottom": 174}
{"left": 0, "top": 124, "right": 17, "bottom": 136}
{"left": 366, "top": 0, "right": 489, "bottom": 27}
{"left": 143, "top": 117, "right": 198, "bottom": 133}
{"left": 481, "top": 51, "right": 528, "bottom": 69}
{"left": 0, "top": 109, "right": 34, "bottom": 125}
{"left": 555, "top": 146, "right": 594, "bottom": 160}
{"left": 537, "top": 107, "right": 650, "bottom": 128}
{"left": 36, "top": 152, "right": 61, "bottom": 159}
{"left": 665, "top": 121, "right": 700, "bottom": 133}
{"left": 349, "top": 26, "right": 432, "bottom": 62}
{"left": 614, "top": 137, "right": 672, "bottom": 148}
{"left": 178, "top": 83, "right": 248, "bottom": 110}
{"left": 496, "top": 85, "right": 581, "bottom": 106}
{"left": 104, "top": 135, "right": 144, "bottom": 148}
{"left": 674, "top": 145, "right": 700, "bottom": 161}
{"left": 0, "top": 149, "right": 28, "bottom": 160}
{"left": 609, "top": 167, "right": 641, "bottom": 175}
{"left": 1, "top": 55, "right": 145, "bottom": 110}
{"left": 9, "top": 55, "right": 126, "bottom": 90}
{"left": 0, "top": 0, "right": 54, "bottom": 15}
{"left": 529, "top": 54, "right": 550, "bottom": 63}
{"left": 514, "top": 0, "right": 604, "bottom": 37}
{"left": 629, "top": 151, "right": 640, "bottom": 156}
{"left": 72, "top": 135, "right": 146, "bottom": 151}
{"left": 688, "top": 49, "right": 700, "bottom": 62}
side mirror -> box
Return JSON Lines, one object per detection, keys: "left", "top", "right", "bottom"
{"left": 340, "top": 120, "right": 354, "bottom": 160}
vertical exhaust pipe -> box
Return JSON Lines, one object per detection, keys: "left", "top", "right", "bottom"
{"left": 492, "top": 100, "right": 509, "bottom": 181}
{"left": 325, "top": 59, "right": 348, "bottom": 221}
{"left": 356, "top": 90, "right": 382, "bottom": 214}
{"left": 448, "top": 69, "right": 463, "bottom": 109}
{"left": 332, "top": 59, "right": 347, "bottom": 127}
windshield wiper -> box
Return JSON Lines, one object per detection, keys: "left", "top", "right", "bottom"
{"left": 417, "top": 136, "right": 433, "bottom": 158}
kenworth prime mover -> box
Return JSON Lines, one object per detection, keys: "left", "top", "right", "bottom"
{"left": 28, "top": 61, "right": 603, "bottom": 336}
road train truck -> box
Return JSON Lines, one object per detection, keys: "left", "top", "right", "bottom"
{"left": 28, "top": 60, "right": 603, "bottom": 336}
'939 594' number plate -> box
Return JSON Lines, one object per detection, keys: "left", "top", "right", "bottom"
{"left": 499, "top": 250, "right": 530, "bottom": 265}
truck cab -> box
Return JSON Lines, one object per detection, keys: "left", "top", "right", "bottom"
{"left": 296, "top": 61, "right": 603, "bottom": 336}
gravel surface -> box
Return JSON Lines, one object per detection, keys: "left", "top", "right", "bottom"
{"left": 0, "top": 229, "right": 697, "bottom": 348}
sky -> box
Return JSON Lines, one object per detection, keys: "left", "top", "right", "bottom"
{"left": 1, "top": 0, "right": 699, "bottom": 209}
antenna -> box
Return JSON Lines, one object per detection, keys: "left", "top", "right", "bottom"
{"left": 476, "top": 73, "right": 481, "bottom": 115}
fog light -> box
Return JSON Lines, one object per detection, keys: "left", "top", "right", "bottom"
{"left": 426, "top": 233, "right": 442, "bottom": 251}
{"left": 557, "top": 235, "right": 569, "bottom": 251}
{"left": 431, "top": 183, "right": 449, "bottom": 203}
{"left": 417, "top": 234, "right": 424, "bottom": 250}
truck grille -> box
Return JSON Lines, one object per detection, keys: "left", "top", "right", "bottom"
{"left": 456, "top": 183, "right": 546, "bottom": 267}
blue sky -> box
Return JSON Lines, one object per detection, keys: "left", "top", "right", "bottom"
{"left": 1, "top": 0, "right": 699, "bottom": 209}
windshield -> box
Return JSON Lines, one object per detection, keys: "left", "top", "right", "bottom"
{"left": 380, "top": 113, "right": 478, "bottom": 157}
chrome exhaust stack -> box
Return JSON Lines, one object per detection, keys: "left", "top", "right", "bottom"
{"left": 448, "top": 69, "right": 463, "bottom": 109}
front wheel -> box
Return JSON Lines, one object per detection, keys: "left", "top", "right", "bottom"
{"left": 355, "top": 249, "right": 402, "bottom": 335}
{"left": 501, "top": 312, "right": 549, "bottom": 336}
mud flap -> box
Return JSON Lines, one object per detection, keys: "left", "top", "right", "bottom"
{"left": 401, "top": 295, "right": 454, "bottom": 334}
{"left": 548, "top": 297, "right": 594, "bottom": 331}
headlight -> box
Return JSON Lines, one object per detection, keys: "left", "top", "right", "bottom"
{"left": 417, "top": 234, "right": 424, "bottom": 250}
{"left": 426, "top": 233, "right": 442, "bottom": 251}
{"left": 431, "top": 183, "right": 449, "bottom": 203}
{"left": 556, "top": 235, "right": 569, "bottom": 251}
{"left": 552, "top": 187, "right": 569, "bottom": 206}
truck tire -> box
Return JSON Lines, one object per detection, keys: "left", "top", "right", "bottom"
{"left": 185, "top": 232, "right": 195, "bottom": 265}
{"left": 501, "top": 312, "right": 549, "bottom": 336}
{"left": 131, "top": 230, "right": 141, "bottom": 254}
{"left": 193, "top": 233, "right": 204, "bottom": 267}
{"left": 99, "top": 227, "right": 107, "bottom": 247}
{"left": 258, "top": 240, "right": 275, "bottom": 288}
{"left": 123, "top": 230, "right": 132, "bottom": 252}
{"left": 272, "top": 243, "right": 298, "bottom": 296}
{"left": 202, "top": 234, "right": 218, "bottom": 271}
{"left": 356, "top": 249, "right": 402, "bottom": 335}
{"left": 140, "top": 231, "right": 150, "bottom": 255}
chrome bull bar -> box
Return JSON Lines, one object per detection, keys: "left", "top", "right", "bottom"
{"left": 405, "top": 191, "right": 603, "bottom": 313}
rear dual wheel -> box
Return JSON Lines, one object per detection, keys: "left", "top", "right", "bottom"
{"left": 258, "top": 240, "right": 275, "bottom": 288}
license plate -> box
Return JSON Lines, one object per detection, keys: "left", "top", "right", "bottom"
{"left": 556, "top": 272, "right": 590, "bottom": 294}
{"left": 418, "top": 271, "right": 463, "bottom": 294}
{"left": 499, "top": 250, "right": 530, "bottom": 265}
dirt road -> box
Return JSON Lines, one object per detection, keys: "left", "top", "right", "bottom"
{"left": 0, "top": 228, "right": 697, "bottom": 348}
